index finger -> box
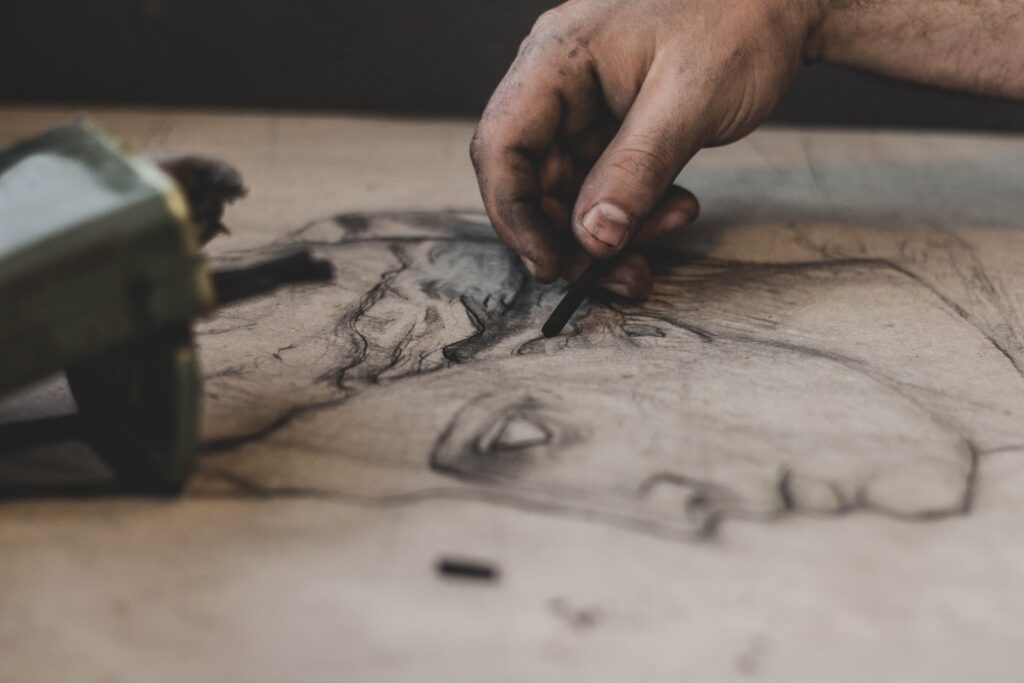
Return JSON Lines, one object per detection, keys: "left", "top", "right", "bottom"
{"left": 470, "top": 56, "right": 564, "bottom": 282}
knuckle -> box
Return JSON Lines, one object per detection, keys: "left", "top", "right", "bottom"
{"left": 516, "top": 33, "right": 539, "bottom": 59}
{"left": 514, "top": 4, "right": 589, "bottom": 68}
{"left": 531, "top": 7, "right": 568, "bottom": 33}
{"left": 519, "top": 7, "right": 572, "bottom": 57}
{"left": 606, "top": 141, "right": 673, "bottom": 191}
{"left": 468, "top": 131, "right": 487, "bottom": 171}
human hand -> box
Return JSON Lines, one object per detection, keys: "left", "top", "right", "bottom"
{"left": 471, "top": 0, "right": 825, "bottom": 298}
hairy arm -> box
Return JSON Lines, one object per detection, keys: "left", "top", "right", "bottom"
{"left": 815, "top": 0, "right": 1024, "bottom": 99}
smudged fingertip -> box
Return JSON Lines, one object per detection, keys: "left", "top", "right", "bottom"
{"left": 601, "top": 252, "right": 653, "bottom": 300}
{"left": 681, "top": 190, "right": 700, "bottom": 222}
{"left": 601, "top": 271, "right": 652, "bottom": 301}
{"left": 522, "top": 255, "right": 560, "bottom": 283}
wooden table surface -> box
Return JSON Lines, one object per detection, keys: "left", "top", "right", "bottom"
{"left": 2, "top": 105, "right": 1024, "bottom": 682}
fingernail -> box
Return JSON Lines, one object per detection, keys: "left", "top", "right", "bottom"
{"left": 522, "top": 257, "right": 541, "bottom": 278}
{"left": 581, "top": 203, "right": 631, "bottom": 249}
{"left": 659, "top": 210, "right": 693, "bottom": 236}
{"left": 602, "top": 280, "right": 633, "bottom": 298}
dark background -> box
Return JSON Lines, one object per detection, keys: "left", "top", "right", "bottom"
{"left": 3, "top": 0, "right": 1023, "bottom": 130}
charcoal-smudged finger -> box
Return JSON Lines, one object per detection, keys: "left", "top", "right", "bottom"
{"left": 471, "top": 59, "right": 564, "bottom": 281}
{"left": 572, "top": 57, "right": 706, "bottom": 259}
{"left": 599, "top": 251, "right": 653, "bottom": 300}
{"left": 633, "top": 186, "right": 700, "bottom": 246}
{"left": 559, "top": 249, "right": 652, "bottom": 300}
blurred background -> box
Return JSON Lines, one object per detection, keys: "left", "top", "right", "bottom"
{"left": 2, "top": 0, "right": 1023, "bottom": 130}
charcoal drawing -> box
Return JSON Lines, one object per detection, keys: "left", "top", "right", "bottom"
{"left": 195, "top": 210, "right": 1024, "bottom": 539}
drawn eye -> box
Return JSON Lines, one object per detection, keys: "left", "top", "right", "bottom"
{"left": 475, "top": 413, "right": 552, "bottom": 454}
{"left": 430, "top": 392, "right": 567, "bottom": 482}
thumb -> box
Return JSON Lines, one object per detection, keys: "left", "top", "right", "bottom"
{"left": 572, "top": 70, "right": 703, "bottom": 259}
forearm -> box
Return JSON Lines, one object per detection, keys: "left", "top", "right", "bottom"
{"left": 811, "top": 0, "right": 1024, "bottom": 100}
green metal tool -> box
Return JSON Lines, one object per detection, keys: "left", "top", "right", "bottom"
{"left": 0, "top": 121, "right": 332, "bottom": 491}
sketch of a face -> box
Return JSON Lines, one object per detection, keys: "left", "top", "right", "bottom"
{"left": 196, "top": 211, "right": 1024, "bottom": 539}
